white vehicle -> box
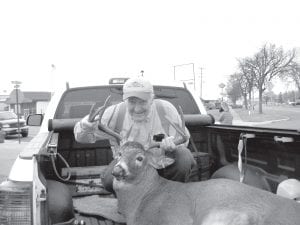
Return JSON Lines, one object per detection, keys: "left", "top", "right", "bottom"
{"left": 1, "top": 78, "right": 299, "bottom": 225}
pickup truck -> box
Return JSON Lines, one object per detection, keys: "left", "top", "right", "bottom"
{"left": 0, "top": 80, "right": 299, "bottom": 225}
{"left": 0, "top": 111, "right": 29, "bottom": 137}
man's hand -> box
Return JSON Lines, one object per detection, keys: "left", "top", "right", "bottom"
{"left": 80, "top": 115, "right": 98, "bottom": 131}
{"left": 160, "top": 136, "right": 176, "bottom": 152}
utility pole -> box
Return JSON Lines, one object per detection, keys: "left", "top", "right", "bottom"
{"left": 11, "top": 81, "right": 22, "bottom": 144}
{"left": 192, "top": 64, "right": 195, "bottom": 91}
{"left": 173, "top": 66, "right": 176, "bottom": 80}
{"left": 199, "top": 67, "right": 203, "bottom": 98}
{"left": 51, "top": 64, "right": 56, "bottom": 96}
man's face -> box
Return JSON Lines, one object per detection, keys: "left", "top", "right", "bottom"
{"left": 126, "top": 96, "right": 153, "bottom": 122}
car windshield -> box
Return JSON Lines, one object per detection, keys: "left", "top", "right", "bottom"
{"left": 0, "top": 112, "right": 17, "bottom": 120}
{"left": 54, "top": 85, "right": 200, "bottom": 119}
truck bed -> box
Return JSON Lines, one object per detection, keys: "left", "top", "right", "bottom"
{"left": 41, "top": 120, "right": 300, "bottom": 224}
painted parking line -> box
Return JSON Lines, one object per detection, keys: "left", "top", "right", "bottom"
{"left": 2, "top": 139, "right": 31, "bottom": 144}
{"left": 2, "top": 139, "right": 18, "bottom": 143}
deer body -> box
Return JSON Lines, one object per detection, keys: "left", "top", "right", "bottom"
{"left": 112, "top": 142, "right": 300, "bottom": 225}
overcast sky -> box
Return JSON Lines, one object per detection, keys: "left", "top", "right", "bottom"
{"left": 0, "top": 0, "right": 299, "bottom": 99}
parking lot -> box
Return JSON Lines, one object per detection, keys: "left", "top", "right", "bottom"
{"left": 0, "top": 126, "right": 40, "bottom": 182}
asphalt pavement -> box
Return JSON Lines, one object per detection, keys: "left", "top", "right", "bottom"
{"left": 0, "top": 141, "right": 28, "bottom": 182}
{"left": 0, "top": 126, "right": 40, "bottom": 183}
{"left": 211, "top": 106, "right": 295, "bottom": 127}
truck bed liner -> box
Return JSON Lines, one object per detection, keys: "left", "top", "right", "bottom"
{"left": 75, "top": 213, "right": 125, "bottom": 225}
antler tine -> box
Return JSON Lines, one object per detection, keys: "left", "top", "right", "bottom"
{"left": 98, "top": 95, "right": 112, "bottom": 120}
{"left": 88, "top": 95, "right": 112, "bottom": 122}
{"left": 98, "top": 123, "right": 122, "bottom": 143}
{"left": 88, "top": 95, "right": 122, "bottom": 143}
{"left": 178, "top": 106, "right": 185, "bottom": 130}
{"left": 164, "top": 116, "right": 188, "bottom": 145}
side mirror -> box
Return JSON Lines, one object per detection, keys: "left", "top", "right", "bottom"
{"left": 27, "top": 114, "right": 44, "bottom": 126}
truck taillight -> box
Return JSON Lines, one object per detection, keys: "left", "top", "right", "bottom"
{"left": 0, "top": 180, "right": 32, "bottom": 225}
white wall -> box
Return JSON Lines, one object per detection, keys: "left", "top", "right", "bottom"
{"left": 36, "top": 101, "right": 49, "bottom": 114}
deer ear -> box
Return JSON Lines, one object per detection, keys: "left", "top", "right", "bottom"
{"left": 147, "top": 150, "right": 175, "bottom": 169}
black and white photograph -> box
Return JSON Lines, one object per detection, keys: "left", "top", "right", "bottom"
{"left": 0, "top": 0, "right": 300, "bottom": 224}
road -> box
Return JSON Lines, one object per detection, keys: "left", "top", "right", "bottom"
{"left": 0, "top": 126, "right": 40, "bottom": 183}
{"left": 209, "top": 105, "right": 300, "bottom": 130}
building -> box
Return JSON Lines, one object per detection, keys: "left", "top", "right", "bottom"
{"left": 0, "top": 94, "right": 9, "bottom": 111}
{"left": 6, "top": 90, "right": 51, "bottom": 118}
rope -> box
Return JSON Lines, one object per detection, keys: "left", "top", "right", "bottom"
{"left": 50, "top": 152, "right": 71, "bottom": 182}
{"left": 238, "top": 133, "right": 249, "bottom": 183}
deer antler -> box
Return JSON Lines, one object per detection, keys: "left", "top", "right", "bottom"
{"left": 148, "top": 105, "right": 188, "bottom": 149}
{"left": 165, "top": 106, "right": 188, "bottom": 144}
{"left": 88, "top": 95, "right": 122, "bottom": 143}
{"left": 88, "top": 95, "right": 112, "bottom": 122}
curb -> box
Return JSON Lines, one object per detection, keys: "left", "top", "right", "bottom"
{"left": 229, "top": 107, "right": 291, "bottom": 126}
{"left": 233, "top": 116, "right": 290, "bottom": 126}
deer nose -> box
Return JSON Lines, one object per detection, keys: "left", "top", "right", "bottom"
{"left": 112, "top": 165, "right": 125, "bottom": 179}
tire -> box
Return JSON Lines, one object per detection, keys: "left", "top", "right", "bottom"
{"left": 21, "top": 132, "right": 28, "bottom": 137}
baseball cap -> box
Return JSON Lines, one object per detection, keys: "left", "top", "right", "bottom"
{"left": 123, "top": 77, "right": 154, "bottom": 101}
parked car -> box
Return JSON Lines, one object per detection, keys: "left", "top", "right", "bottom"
{"left": 294, "top": 99, "right": 300, "bottom": 105}
{"left": 288, "top": 99, "right": 300, "bottom": 106}
{"left": 0, "top": 111, "right": 29, "bottom": 137}
{"left": 0, "top": 79, "right": 299, "bottom": 224}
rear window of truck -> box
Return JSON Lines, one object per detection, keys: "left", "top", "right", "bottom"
{"left": 54, "top": 85, "right": 200, "bottom": 119}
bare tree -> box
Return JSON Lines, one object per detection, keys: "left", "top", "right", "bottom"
{"left": 241, "top": 44, "right": 295, "bottom": 113}
{"left": 238, "top": 58, "right": 256, "bottom": 109}
{"left": 226, "top": 73, "right": 249, "bottom": 108}
{"left": 226, "top": 74, "right": 243, "bottom": 105}
{"left": 263, "top": 82, "right": 275, "bottom": 105}
{"left": 286, "top": 62, "right": 300, "bottom": 96}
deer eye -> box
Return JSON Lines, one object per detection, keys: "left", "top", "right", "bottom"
{"left": 136, "top": 156, "right": 144, "bottom": 162}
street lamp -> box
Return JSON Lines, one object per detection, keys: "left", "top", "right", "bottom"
{"left": 11, "top": 81, "right": 22, "bottom": 144}
{"left": 50, "top": 64, "right": 56, "bottom": 95}
{"left": 219, "top": 83, "right": 225, "bottom": 101}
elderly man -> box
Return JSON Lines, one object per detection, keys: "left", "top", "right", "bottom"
{"left": 74, "top": 77, "right": 196, "bottom": 193}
